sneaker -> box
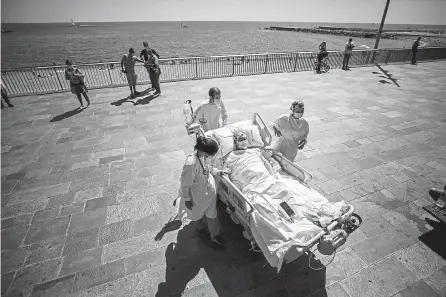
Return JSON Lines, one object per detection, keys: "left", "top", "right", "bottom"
{"left": 130, "top": 94, "right": 135, "bottom": 99}
{"left": 429, "top": 187, "right": 446, "bottom": 202}
{"left": 134, "top": 91, "right": 141, "bottom": 96}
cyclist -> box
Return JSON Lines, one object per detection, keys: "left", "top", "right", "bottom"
{"left": 315, "top": 41, "right": 328, "bottom": 73}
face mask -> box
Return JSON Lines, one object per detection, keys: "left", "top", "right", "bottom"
{"left": 237, "top": 140, "right": 248, "bottom": 150}
{"left": 293, "top": 112, "right": 303, "bottom": 119}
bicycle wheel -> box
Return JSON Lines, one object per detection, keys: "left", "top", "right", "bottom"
{"left": 324, "top": 63, "right": 330, "bottom": 73}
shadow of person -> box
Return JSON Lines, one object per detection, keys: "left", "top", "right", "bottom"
{"left": 110, "top": 96, "right": 136, "bottom": 106}
{"left": 156, "top": 205, "right": 329, "bottom": 296}
{"left": 49, "top": 107, "right": 84, "bottom": 122}
{"left": 134, "top": 93, "right": 159, "bottom": 106}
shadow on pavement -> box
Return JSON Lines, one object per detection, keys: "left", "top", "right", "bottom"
{"left": 420, "top": 218, "right": 446, "bottom": 260}
{"left": 155, "top": 207, "right": 328, "bottom": 297}
{"left": 375, "top": 65, "right": 400, "bottom": 87}
{"left": 134, "top": 93, "right": 159, "bottom": 106}
{"left": 110, "top": 87, "right": 153, "bottom": 106}
{"left": 49, "top": 107, "right": 84, "bottom": 122}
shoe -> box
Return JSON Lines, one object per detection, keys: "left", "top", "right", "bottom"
{"left": 429, "top": 187, "right": 446, "bottom": 202}
{"left": 7, "top": 104, "right": 13, "bottom": 107}
{"left": 131, "top": 94, "right": 135, "bottom": 99}
{"left": 134, "top": 91, "right": 141, "bottom": 95}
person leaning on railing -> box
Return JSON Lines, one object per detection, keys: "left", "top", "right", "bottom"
{"left": 342, "top": 38, "right": 355, "bottom": 70}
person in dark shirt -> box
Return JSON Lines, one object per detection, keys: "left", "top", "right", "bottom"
{"left": 411, "top": 37, "right": 421, "bottom": 65}
{"left": 140, "top": 41, "right": 160, "bottom": 91}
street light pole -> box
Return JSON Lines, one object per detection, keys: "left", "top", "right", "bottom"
{"left": 374, "top": 0, "right": 391, "bottom": 49}
{"left": 370, "top": 0, "right": 391, "bottom": 64}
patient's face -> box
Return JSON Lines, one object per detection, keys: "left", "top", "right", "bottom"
{"left": 235, "top": 134, "right": 248, "bottom": 150}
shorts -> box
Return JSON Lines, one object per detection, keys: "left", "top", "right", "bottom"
{"left": 126, "top": 73, "right": 137, "bottom": 86}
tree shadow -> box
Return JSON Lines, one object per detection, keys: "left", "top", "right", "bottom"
{"left": 155, "top": 207, "right": 328, "bottom": 297}
{"left": 375, "top": 65, "right": 400, "bottom": 87}
{"left": 49, "top": 107, "right": 85, "bottom": 122}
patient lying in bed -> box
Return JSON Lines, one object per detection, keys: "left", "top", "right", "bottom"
{"left": 223, "top": 131, "right": 347, "bottom": 223}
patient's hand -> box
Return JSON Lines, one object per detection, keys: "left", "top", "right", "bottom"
{"left": 210, "top": 168, "right": 230, "bottom": 176}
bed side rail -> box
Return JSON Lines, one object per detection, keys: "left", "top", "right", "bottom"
{"left": 270, "top": 151, "right": 313, "bottom": 184}
{"left": 219, "top": 175, "right": 255, "bottom": 215}
{"left": 253, "top": 113, "right": 272, "bottom": 147}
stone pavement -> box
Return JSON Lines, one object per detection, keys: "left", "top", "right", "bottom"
{"left": 1, "top": 62, "right": 446, "bottom": 297}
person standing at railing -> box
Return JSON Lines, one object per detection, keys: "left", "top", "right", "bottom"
{"left": 411, "top": 37, "right": 421, "bottom": 65}
{"left": 193, "top": 87, "right": 228, "bottom": 133}
{"left": 140, "top": 41, "right": 160, "bottom": 92}
{"left": 271, "top": 100, "right": 309, "bottom": 162}
{"left": 315, "top": 41, "right": 328, "bottom": 73}
{"left": 121, "top": 48, "right": 145, "bottom": 99}
{"left": 342, "top": 38, "right": 355, "bottom": 70}
{"left": 65, "top": 60, "right": 90, "bottom": 108}
{"left": 146, "top": 49, "right": 162, "bottom": 95}
{"left": 1, "top": 83, "right": 14, "bottom": 109}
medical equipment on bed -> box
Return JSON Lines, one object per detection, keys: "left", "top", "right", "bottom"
{"left": 183, "top": 100, "right": 206, "bottom": 137}
{"left": 186, "top": 113, "right": 360, "bottom": 272}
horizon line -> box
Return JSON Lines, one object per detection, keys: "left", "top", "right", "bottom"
{"left": 2, "top": 20, "right": 446, "bottom": 26}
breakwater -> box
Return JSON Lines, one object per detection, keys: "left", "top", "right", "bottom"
{"left": 265, "top": 26, "right": 445, "bottom": 39}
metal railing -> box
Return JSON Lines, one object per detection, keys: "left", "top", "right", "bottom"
{"left": 1, "top": 47, "right": 445, "bottom": 97}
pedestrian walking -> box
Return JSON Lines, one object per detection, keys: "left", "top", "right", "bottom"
{"left": 121, "top": 48, "right": 145, "bottom": 98}
{"left": 65, "top": 60, "right": 90, "bottom": 108}
{"left": 411, "top": 37, "right": 421, "bottom": 65}
{"left": 146, "top": 49, "right": 162, "bottom": 95}
{"left": 1, "top": 84, "right": 14, "bottom": 109}
{"left": 342, "top": 38, "right": 355, "bottom": 69}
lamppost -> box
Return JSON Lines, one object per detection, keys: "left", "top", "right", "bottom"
{"left": 370, "top": 0, "right": 391, "bottom": 63}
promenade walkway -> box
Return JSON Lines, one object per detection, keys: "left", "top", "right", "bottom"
{"left": 1, "top": 62, "right": 446, "bottom": 297}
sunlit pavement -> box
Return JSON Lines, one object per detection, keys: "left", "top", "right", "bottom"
{"left": 2, "top": 61, "right": 446, "bottom": 297}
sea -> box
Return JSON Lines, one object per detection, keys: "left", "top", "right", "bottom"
{"left": 1, "top": 21, "right": 446, "bottom": 69}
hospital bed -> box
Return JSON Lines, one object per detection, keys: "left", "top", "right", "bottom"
{"left": 185, "top": 112, "right": 360, "bottom": 271}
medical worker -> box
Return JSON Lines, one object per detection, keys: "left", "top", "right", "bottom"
{"left": 179, "top": 136, "right": 226, "bottom": 248}
{"left": 272, "top": 100, "right": 309, "bottom": 162}
{"left": 193, "top": 87, "right": 228, "bottom": 132}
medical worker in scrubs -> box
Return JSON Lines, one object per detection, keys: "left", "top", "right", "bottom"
{"left": 272, "top": 100, "right": 309, "bottom": 162}
{"left": 193, "top": 87, "right": 228, "bottom": 132}
{"left": 179, "top": 136, "right": 226, "bottom": 248}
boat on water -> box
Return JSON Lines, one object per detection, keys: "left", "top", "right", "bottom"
{"left": 1, "top": 28, "right": 13, "bottom": 33}
{"left": 181, "top": 22, "right": 188, "bottom": 28}
{"left": 71, "top": 18, "right": 97, "bottom": 27}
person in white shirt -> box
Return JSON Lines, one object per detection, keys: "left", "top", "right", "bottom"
{"left": 342, "top": 38, "right": 355, "bottom": 70}
{"left": 193, "top": 87, "right": 228, "bottom": 132}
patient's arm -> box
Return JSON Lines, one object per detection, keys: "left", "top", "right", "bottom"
{"left": 260, "top": 155, "right": 274, "bottom": 175}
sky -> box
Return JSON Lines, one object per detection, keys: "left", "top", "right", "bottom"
{"left": 1, "top": 0, "right": 446, "bottom": 24}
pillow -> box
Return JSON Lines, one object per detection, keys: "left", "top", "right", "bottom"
{"left": 229, "top": 120, "right": 264, "bottom": 147}
{"left": 205, "top": 121, "right": 265, "bottom": 159}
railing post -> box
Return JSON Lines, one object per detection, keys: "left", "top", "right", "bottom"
{"left": 107, "top": 64, "right": 114, "bottom": 85}
{"left": 195, "top": 59, "right": 199, "bottom": 79}
{"left": 420, "top": 48, "right": 428, "bottom": 62}
{"left": 385, "top": 50, "right": 392, "bottom": 64}
{"left": 293, "top": 53, "right": 298, "bottom": 72}
{"left": 264, "top": 55, "right": 269, "bottom": 73}
{"left": 54, "top": 67, "right": 64, "bottom": 90}
{"left": 232, "top": 57, "right": 235, "bottom": 76}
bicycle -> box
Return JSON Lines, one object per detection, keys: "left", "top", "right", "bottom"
{"left": 314, "top": 57, "right": 330, "bottom": 73}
